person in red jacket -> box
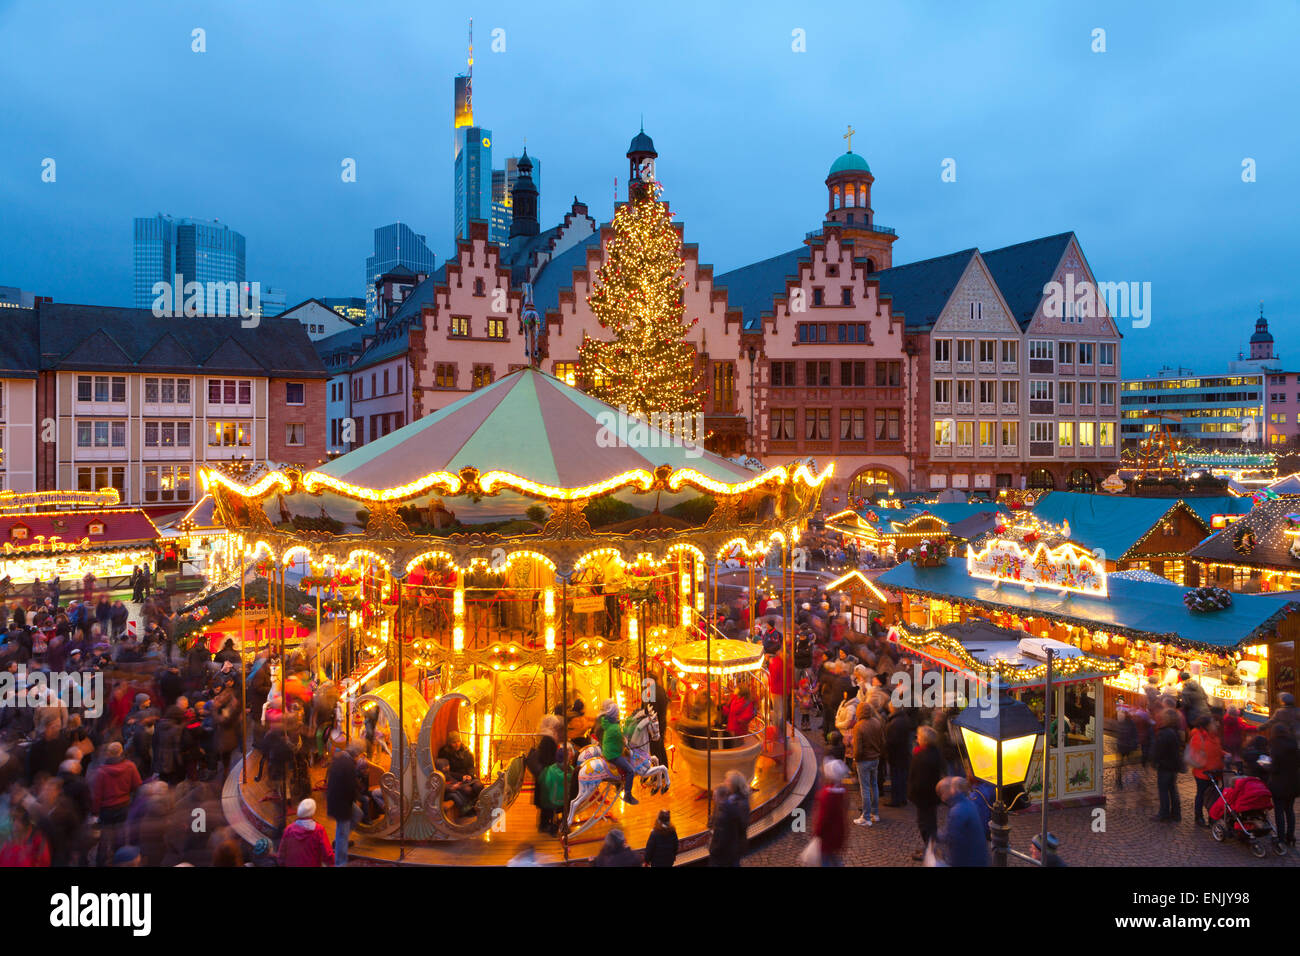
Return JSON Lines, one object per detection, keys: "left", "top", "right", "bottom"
{"left": 812, "top": 758, "right": 849, "bottom": 866}
{"left": 91, "top": 741, "right": 142, "bottom": 866}
{"left": 766, "top": 649, "right": 788, "bottom": 733}
{"left": 0, "top": 805, "right": 50, "bottom": 867}
{"left": 278, "top": 798, "right": 335, "bottom": 867}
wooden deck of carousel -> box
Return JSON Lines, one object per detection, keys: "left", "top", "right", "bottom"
{"left": 223, "top": 728, "right": 815, "bottom": 866}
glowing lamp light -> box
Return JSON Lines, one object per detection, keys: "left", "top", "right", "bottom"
{"left": 453, "top": 626, "right": 465, "bottom": 653}
{"left": 679, "top": 572, "right": 690, "bottom": 597}
{"left": 696, "top": 588, "right": 705, "bottom": 613}
{"left": 543, "top": 588, "right": 555, "bottom": 619}
{"left": 953, "top": 693, "right": 1043, "bottom": 789}
{"left": 628, "top": 613, "right": 639, "bottom": 644}
{"left": 544, "top": 625, "right": 556, "bottom": 653}
{"left": 680, "top": 605, "right": 691, "bottom": 628}
{"left": 453, "top": 587, "right": 465, "bottom": 618}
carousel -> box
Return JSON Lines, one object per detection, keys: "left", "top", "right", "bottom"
{"left": 209, "top": 367, "right": 825, "bottom": 863}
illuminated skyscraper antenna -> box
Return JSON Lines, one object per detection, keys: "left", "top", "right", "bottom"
{"left": 467, "top": 18, "right": 473, "bottom": 117}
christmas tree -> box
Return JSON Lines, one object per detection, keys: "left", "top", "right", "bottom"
{"left": 578, "top": 185, "right": 702, "bottom": 424}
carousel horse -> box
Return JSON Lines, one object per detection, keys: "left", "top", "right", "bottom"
{"left": 566, "top": 706, "right": 670, "bottom": 837}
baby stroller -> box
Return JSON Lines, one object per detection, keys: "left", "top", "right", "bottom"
{"left": 1207, "top": 768, "right": 1287, "bottom": 858}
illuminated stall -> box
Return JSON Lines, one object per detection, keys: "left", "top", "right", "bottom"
{"left": 878, "top": 536, "right": 1300, "bottom": 726}
{"left": 0, "top": 507, "right": 159, "bottom": 598}
{"left": 888, "top": 621, "right": 1120, "bottom": 804}
{"left": 210, "top": 368, "right": 826, "bottom": 861}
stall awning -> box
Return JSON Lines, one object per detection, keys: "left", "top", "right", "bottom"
{"left": 877, "top": 560, "right": 1300, "bottom": 651}
{"left": 0, "top": 508, "right": 160, "bottom": 555}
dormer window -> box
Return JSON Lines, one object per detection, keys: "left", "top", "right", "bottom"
{"left": 88, "top": 521, "right": 104, "bottom": 536}
{"left": 10, "top": 524, "right": 29, "bottom": 541}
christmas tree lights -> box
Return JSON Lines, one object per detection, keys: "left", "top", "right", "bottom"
{"left": 578, "top": 189, "right": 702, "bottom": 422}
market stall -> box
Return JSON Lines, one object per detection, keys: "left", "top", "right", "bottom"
{"left": 888, "top": 620, "right": 1119, "bottom": 804}
{"left": 0, "top": 508, "right": 159, "bottom": 599}
{"left": 877, "top": 536, "right": 1300, "bottom": 726}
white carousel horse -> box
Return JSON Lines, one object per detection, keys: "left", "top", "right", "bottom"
{"left": 566, "top": 707, "right": 670, "bottom": 836}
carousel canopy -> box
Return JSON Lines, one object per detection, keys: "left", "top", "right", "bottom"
{"left": 671, "top": 638, "right": 765, "bottom": 675}
{"left": 315, "top": 367, "right": 757, "bottom": 493}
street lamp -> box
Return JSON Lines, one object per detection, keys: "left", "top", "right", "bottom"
{"left": 953, "top": 689, "right": 1044, "bottom": 866}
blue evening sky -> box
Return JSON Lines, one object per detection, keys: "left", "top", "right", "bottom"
{"left": 1, "top": 0, "right": 1295, "bottom": 376}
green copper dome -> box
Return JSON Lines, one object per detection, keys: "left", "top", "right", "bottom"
{"left": 829, "top": 150, "right": 870, "bottom": 175}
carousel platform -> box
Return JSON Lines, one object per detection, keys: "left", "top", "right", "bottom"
{"left": 224, "top": 729, "right": 816, "bottom": 866}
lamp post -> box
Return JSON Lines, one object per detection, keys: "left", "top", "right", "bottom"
{"left": 747, "top": 344, "right": 757, "bottom": 457}
{"left": 953, "top": 688, "right": 1044, "bottom": 866}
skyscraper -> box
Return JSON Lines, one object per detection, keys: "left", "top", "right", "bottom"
{"left": 133, "top": 214, "right": 246, "bottom": 311}
{"left": 364, "top": 223, "right": 436, "bottom": 318}
{"left": 452, "top": 21, "right": 493, "bottom": 244}
{"left": 133, "top": 214, "right": 175, "bottom": 308}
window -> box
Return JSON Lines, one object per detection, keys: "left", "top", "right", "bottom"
{"left": 979, "top": 422, "right": 995, "bottom": 447}
{"left": 472, "top": 365, "right": 494, "bottom": 389}
{"left": 435, "top": 363, "right": 457, "bottom": 388}
{"left": 1078, "top": 342, "right": 1095, "bottom": 364}
{"left": 1272, "top": 413, "right": 1288, "bottom": 424}
{"left": 143, "top": 464, "right": 191, "bottom": 503}
{"left": 286, "top": 423, "right": 305, "bottom": 446}
{"left": 76, "top": 420, "right": 126, "bottom": 448}
{"left": 969, "top": 302, "right": 984, "bottom": 322}
{"left": 804, "top": 408, "right": 831, "bottom": 440}
{"left": 770, "top": 409, "right": 796, "bottom": 441}
{"left": 1079, "top": 422, "right": 1095, "bottom": 446}
{"left": 77, "top": 465, "right": 125, "bottom": 498}
{"left": 797, "top": 323, "right": 828, "bottom": 343}
{"left": 835, "top": 323, "right": 867, "bottom": 343}
{"left": 1079, "top": 382, "right": 1095, "bottom": 405}
{"left": 1099, "top": 343, "right": 1115, "bottom": 366}
{"left": 934, "top": 420, "right": 953, "bottom": 446}
{"left": 840, "top": 288, "right": 853, "bottom": 306}
{"left": 1030, "top": 421, "right": 1053, "bottom": 443}
{"left": 77, "top": 375, "right": 126, "bottom": 403}
{"left": 956, "top": 380, "right": 973, "bottom": 404}
{"left": 1029, "top": 380, "right": 1054, "bottom": 402}
{"left": 979, "top": 380, "right": 996, "bottom": 405}
{"left": 208, "top": 379, "right": 251, "bottom": 405}
{"left": 1057, "top": 342, "right": 1074, "bottom": 365}
{"left": 1001, "top": 421, "right": 1019, "bottom": 447}
{"left": 955, "top": 340, "right": 973, "bottom": 363}
{"left": 804, "top": 361, "right": 831, "bottom": 386}
{"left": 812, "top": 288, "right": 824, "bottom": 307}
{"left": 1000, "top": 340, "right": 1018, "bottom": 364}
{"left": 934, "top": 340, "right": 951, "bottom": 363}
{"left": 451, "top": 316, "right": 470, "bottom": 337}
{"left": 474, "top": 278, "right": 486, "bottom": 296}
{"left": 286, "top": 382, "right": 305, "bottom": 405}
{"left": 1100, "top": 382, "right": 1116, "bottom": 406}
{"left": 771, "top": 361, "right": 796, "bottom": 387}
{"left": 552, "top": 362, "right": 576, "bottom": 387}
{"left": 1000, "top": 380, "right": 1019, "bottom": 405}
{"left": 208, "top": 422, "right": 251, "bottom": 447}
{"left": 1100, "top": 422, "right": 1115, "bottom": 446}
{"left": 956, "top": 421, "right": 974, "bottom": 446}
{"left": 874, "top": 409, "right": 900, "bottom": 441}
{"left": 934, "top": 380, "right": 952, "bottom": 404}
{"left": 143, "top": 421, "right": 191, "bottom": 448}
{"left": 143, "top": 377, "right": 191, "bottom": 404}
{"left": 979, "top": 340, "right": 996, "bottom": 363}
{"left": 1058, "top": 382, "right": 1074, "bottom": 405}
{"left": 1058, "top": 421, "right": 1074, "bottom": 447}
{"left": 839, "top": 361, "right": 866, "bottom": 387}
{"left": 487, "top": 318, "right": 506, "bottom": 339}
{"left": 839, "top": 408, "right": 866, "bottom": 440}
{"left": 1028, "top": 340, "right": 1053, "bottom": 361}
{"left": 713, "top": 362, "right": 736, "bottom": 408}
{"left": 874, "top": 361, "right": 901, "bottom": 387}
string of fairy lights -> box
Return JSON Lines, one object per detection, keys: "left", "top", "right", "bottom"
{"left": 578, "top": 188, "right": 703, "bottom": 422}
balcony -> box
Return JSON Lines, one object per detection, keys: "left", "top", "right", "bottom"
{"left": 806, "top": 222, "right": 897, "bottom": 240}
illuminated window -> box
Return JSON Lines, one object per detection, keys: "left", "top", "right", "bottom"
{"left": 713, "top": 362, "right": 736, "bottom": 408}
{"left": 934, "top": 420, "right": 953, "bottom": 447}
{"left": 208, "top": 422, "right": 251, "bottom": 447}
{"left": 553, "top": 362, "right": 578, "bottom": 387}
{"left": 487, "top": 318, "right": 506, "bottom": 339}
{"left": 435, "top": 364, "right": 456, "bottom": 388}
{"left": 286, "top": 423, "right": 305, "bottom": 446}
{"left": 451, "top": 316, "right": 470, "bottom": 337}
{"left": 472, "top": 365, "right": 494, "bottom": 389}
{"left": 144, "top": 464, "right": 191, "bottom": 503}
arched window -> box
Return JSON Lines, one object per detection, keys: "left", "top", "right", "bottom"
{"left": 848, "top": 468, "right": 898, "bottom": 502}
{"left": 1027, "top": 469, "right": 1056, "bottom": 491}
{"left": 845, "top": 188, "right": 856, "bottom": 208}
{"left": 1067, "top": 468, "right": 1095, "bottom": 492}
{"left": 858, "top": 186, "right": 867, "bottom": 208}
{"left": 866, "top": 258, "right": 877, "bottom": 274}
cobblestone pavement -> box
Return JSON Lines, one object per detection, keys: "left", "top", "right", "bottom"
{"left": 742, "top": 750, "right": 1300, "bottom": 868}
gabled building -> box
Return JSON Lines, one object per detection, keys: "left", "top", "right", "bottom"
{"left": 278, "top": 298, "right": 365, "bottom": 341}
